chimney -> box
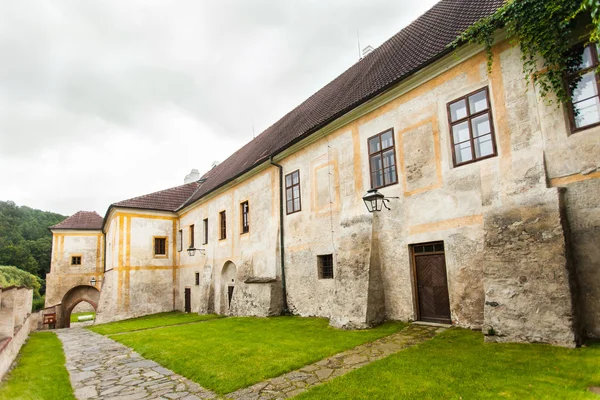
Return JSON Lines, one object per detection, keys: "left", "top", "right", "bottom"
{"left": 184, "top": 169, "right": 200, "bottom": 184}
{"left": 211, "top": 161, "right": 220, "bottom": 169}
{"left": 362, "top": 45, "right": 374, "bottom": 58}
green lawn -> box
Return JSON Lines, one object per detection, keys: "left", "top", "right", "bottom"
{"left": 109, "top": 316, "right": 406, "bottom": 394}
{"left": 0, "top": 332, "right": 74, "bottom": 400}
{"left": 70, "top": 312, "right": 95, "bottom": 323}
{"left": 297, "top": 328, "right": 600, "bottom": 400}
{"left": 87, "top": 311, "right": 222, "bottom": 335}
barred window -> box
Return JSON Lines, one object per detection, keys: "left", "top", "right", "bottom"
{"left": 318, "top": 254, "right": 334, "bottom": 279}
{"left": 154, "top": 237, "right": 167, "bottom": 256}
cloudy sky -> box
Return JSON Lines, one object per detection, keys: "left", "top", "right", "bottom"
{"left": 0, "top": 0, "right": 439, "bottom": 216}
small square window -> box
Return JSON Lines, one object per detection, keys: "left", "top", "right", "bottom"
{"left": 154, "top": 237, "right": 167, "bottom": 256}
{"left": 195, "top": 272, "right": 200, "bottom": 286}
{"left": 71, "top": 256, "right": 82, "bottom": 265}
{"left": 318, "top": 254, "right": 334, "bottom": 279}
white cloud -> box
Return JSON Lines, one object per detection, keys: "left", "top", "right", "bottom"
{"left": 0, "top": 0, "right": 439, "bottom": 215}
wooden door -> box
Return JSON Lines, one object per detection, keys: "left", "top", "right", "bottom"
{"left": 184, "top": 288, "right": 191, "bottom": 313}
{"left": 413, "top": 244, "right": 451, "bottom": 324}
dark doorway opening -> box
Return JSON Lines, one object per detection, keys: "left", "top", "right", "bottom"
{"left": 228, "top": 286, "right": 234, "bottom": 307}
{"left": 412, "top": 242, "right": 451, "bottom": 324}
{"left": 184, "top": 288, "right": 191, "bottom": 313}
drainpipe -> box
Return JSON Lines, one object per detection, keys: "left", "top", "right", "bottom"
{"left": 270, "top": 156, "right": 289, "bottom": 313}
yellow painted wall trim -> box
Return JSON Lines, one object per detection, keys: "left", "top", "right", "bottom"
{"left": 409, "top": 214, "right": 483, "bottom": 235}
{"left": 117, "top": 265, "right": 174, "bottom": 271}
{"left": 50, "top": 232, "right": 103, "bottom": 237}
{"left": 549, "top": 171, "right": 600, "bottom": 186}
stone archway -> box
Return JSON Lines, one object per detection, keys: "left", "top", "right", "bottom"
{"left": 221, "top": 261, "right": 237, "bottom": 314}
{"left": 60, "top": 285, "right": 100, "bottom": 328}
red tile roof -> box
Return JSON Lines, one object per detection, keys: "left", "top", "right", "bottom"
{"left": 49, "top": 211, "right": 103, "bottom": 230}
{"left": 180, "top": 0, "right": 504, "bottom": 210}
{"left": 112, "top": 182, "right": 202, "bottom": 212}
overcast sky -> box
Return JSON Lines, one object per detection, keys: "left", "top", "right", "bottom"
{"left": 0, "top": 0, "right": 439, "bottom": 216}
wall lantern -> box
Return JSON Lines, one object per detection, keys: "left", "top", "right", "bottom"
{"left": 362, "top": 189, "right": 398, "bottom": 212}
{"left": 187, "top": 247, "right": 206, "bottom": 257}
{"left": 90, "top": 277, "right": 97, "bottom": 287}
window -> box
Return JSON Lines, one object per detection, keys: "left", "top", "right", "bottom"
{"left": 177, "top": 230, "right": 182, "bottom": 252}
{"left": 189, "top": 225, "right": 195, "bottom": 249}
{"left": 567, "top": 44, "right": 600, "bottom": 131}
{"left": 285, "top": 170, "right": 301, "bottom": 214}
{"left": 317, "top": 254, "right": 334, "bottom": 279}
{"left": 154, "top": 237, "right": 167, "bottom": 256}
{"left": 447, "top": 87, "right": 497, "bottom": 166}
{"left": 413, "top": 242, "right": 444, "bottom": 254}
{"left": 71, "top": 256, "right": 82, "bottom": 266}
{"left": 203, "top": 218, "right": 208, "bottom": 244}
{"left": 219, "top": 211, "right": 227, "bottom": 240}
{"left": 195, "top": 272, "right": 200, "bottom": 286}
{"left": 241, "top": 201, "right": 249, "bottom": 234}
{"left": 368, "top": 129, "right": 398, "bottom": 188}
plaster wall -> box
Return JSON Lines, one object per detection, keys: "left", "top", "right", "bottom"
{"left": 45, "top": 230, "right": 103, "bottom": 307}
{"left": 96, "top": 210, "right": 176, "bottom": 323}
{"left": 177, "top": 170, "right": 281, "bottom": 316}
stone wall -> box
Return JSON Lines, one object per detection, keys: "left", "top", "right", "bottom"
{"left": 0, "top": 287, "right": 39, "bottom": 380}
{"left": 482, "top": 188, "right": 579, "bottom": 347}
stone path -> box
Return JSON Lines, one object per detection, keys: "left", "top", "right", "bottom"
{"left": 226, "top": 324, "right": 445, "bottom": 399}
{"left": 56, "top": 327, "right": 217, "bottom": 400}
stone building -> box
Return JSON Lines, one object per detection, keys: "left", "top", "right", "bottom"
{"left": 46, "top": 0, "right": 599, "bottom": 347}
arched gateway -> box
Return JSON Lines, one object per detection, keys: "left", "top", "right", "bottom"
{"left": 60, "top": 285, "right": 100, "bottom": 328}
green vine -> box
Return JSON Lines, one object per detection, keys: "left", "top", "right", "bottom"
{"left": 450, "top": 0, "right": 600, "bottom": 105}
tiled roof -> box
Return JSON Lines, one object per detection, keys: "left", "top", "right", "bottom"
{"left": 49, "top": 211, "right": 103, "bottom": 230}
{"left": 181, "top": 0, "right": 504, "bottom": 209}
{"left": 112, "top": 182, "right": 202, "bottom": 212}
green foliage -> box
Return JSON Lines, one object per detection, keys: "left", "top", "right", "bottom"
{"left": 0, "top": 200, "right": 66, "bottom": 294}
{"left": 0, "top": 332, "right": 75, "bottom": 400}
{"left": 107, "top": 316, "right": 406, "bottom": 394}
{"left": 450, "top": 0, "right": 600, "bottom": 105}
{"left": 32, "top": 295, "right": 45, "bottom": 312}
{"left": 0, "top": 266, "right": 42, "bottom": 298}
{"left": 298, "top": 329, "right": 600, "bottom": 399}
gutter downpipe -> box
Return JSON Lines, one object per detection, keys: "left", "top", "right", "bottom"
{"left": 270, "top": 156, "right": 289, "bottom": 313}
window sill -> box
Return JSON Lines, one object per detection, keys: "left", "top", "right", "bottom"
{"left": 153, "top": 255, "right": 168, "bottom": 259}
{"left": 371, "top": 181, "right": 399, "bottom": 191}
{"left": 453, "top": 153, "right": 497, "bottom": 168}
{"left": 571, "top": 121, "right": 600, "bottom": 134}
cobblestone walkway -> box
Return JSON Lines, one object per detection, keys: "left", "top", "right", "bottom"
{"left": 226, "top": 324, "right": 445, "bottom": 399}
{"left": 56, "top": 327, "right": 217, "bottom": 400}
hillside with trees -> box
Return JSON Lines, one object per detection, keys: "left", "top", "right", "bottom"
{"left": 0, "top": 200, "right": 67, "bottom": 296}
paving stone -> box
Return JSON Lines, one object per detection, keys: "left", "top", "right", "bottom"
{"left": 56, "top": 327, "right": 217, "bottom": 400}
{"left": 225, "top": 324, "right": 441, "bottom": 400}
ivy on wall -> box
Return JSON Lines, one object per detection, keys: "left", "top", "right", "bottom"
{"left": 450, "top": 0, "right": 600, "bottom": 104}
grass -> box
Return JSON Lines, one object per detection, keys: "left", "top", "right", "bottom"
{"left": 297, "top": 328, "right": 600, "bottom": 400}
{"left": 87, "top": 311, "right": 222, "bottom": 335}
{"left": 109, "top": 316, "right": 406, "bottom": 394}
{"left": 70, "top": 312, "right": 95, "bottom": 323}
{"left": 0, "top": 332, "right": 75, "bottom": 400}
